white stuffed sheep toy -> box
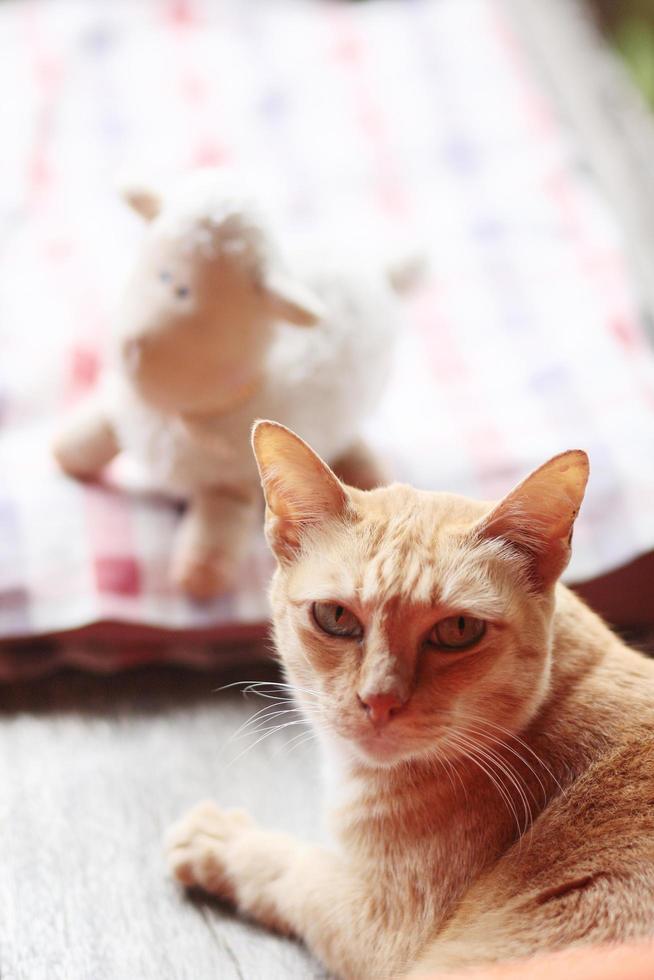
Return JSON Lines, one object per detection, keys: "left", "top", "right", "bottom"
{"left": 53, "top": 171, "right": 415, "bottom": 598}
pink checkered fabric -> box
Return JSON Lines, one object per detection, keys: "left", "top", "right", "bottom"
{"left": 2, "top": 0, "right": 654, "bottom": 674}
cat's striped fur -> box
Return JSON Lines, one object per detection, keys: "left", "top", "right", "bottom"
{"left": 167, "top": 421, "right": 654, "bottom": 978}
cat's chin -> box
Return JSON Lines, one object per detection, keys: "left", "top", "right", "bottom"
{"left": 338, "top": 729, "right": 422, "bottom": 769}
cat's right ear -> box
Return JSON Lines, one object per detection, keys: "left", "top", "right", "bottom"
{"left": 475, "top": 450, "right": 589, "bottom": 590}
{"left": 251, "top": 421, "right": 350, "bottom": 561}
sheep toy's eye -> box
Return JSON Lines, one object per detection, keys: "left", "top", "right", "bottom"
{"left": 176, "top": 285, "right": 190, "bottom": 299}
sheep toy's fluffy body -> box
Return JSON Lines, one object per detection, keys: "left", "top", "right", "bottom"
{"left": 53, "top": 172, "right": 408, "bottom": 597}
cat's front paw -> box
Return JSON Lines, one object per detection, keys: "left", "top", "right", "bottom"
{"left": 165, "top": 800, "right": 255, "bottom": 899}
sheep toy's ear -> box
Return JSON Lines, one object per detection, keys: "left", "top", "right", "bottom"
{"left": 260, "top": 271, "right": 326, "bottom": 327}
{"left": 121, "top": 184, "right": 162, "bottom": 222}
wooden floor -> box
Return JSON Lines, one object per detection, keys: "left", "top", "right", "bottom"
{"left": 0, "top": 666, "right": 325, "bottom": 979}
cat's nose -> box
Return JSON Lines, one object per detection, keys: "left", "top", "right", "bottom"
{"left": 357, "top": 692, "right": 403, "bottom": 728}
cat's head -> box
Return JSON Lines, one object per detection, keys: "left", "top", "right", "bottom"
{"left": 252, "top": 421, "right": 588, "bottom": 770}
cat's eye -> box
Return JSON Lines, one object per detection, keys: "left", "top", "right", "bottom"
{"left": 428, "top": 615, "right": 486, "bottom": 650}
{"left": 312, "top": 602, "right": 363, "bottom": 639}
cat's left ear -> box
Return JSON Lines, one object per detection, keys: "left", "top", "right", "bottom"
{"left": 475, "top": 450, "right": 589, "bottom": 589}
{"left": 251, "top": 421, "right": 350, "bottom": 561}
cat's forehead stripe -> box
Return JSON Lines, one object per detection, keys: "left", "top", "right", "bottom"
{"left": 290, "top": 489, "right": 506, "bottom": 616}
{"left": 356, "top": 507, "right": 508, "bottom": 618}
{"left": 358, "top": 504, "right": 448, "bottom": 604}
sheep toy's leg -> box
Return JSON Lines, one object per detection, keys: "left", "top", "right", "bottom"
{"left": 52, "top": 404, "right": 120, "bottom": 479}
{"left": 331, "top": 438, "right": 387, "bottom": 491}
{"left": 172, "top": 485, "right": 259, "bottom": 599}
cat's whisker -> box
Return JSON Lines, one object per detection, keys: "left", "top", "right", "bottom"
{"left": 238, "top": 712, "right": 312, "bottom": 740}
{"left": 471, "top": 749, "right": 534, "bottom": 849}
{"left": 460, "top": 744, "right": 538, "bottom": 846}
{"left": 455, "top": 713, "right": 563, "bottom": 794}
{"left": 277, "top": 727, "right": 318, "bottom": 757}
{"left": 433, "top": 737, "right": 470, "bottom": 802}
{"left": 432, "top": 710, "right": 563, "bottom": 805}
{"left": 229, "top": 707, "right": 307, "bottom": 742}
{"left": 238, "top": 713, "right": 307, "bottom": 739}
{"left": 457, "top": 724, "right": 546, "bottom": 806}
{"left": 225, "top": 719, "right": 310, "bottom": 768}
{"left": 227, "top": 696, "right": 296, "bottom": 728}
{"left": 438, "top": 760, "right": 459, "bottom": 799}
{"left": 446, "top": 733, "right": 523, "bottom": 841}
{"left": 470, "top": 753, "right": 524, "bottom": 844}
{"left": 215, "top": 679, "right": 326, "bottom": 703}
{"left": 242, "top": 688, "right": 300, "bottom": 702}
{"left": 241, "top": 687, "right": 299, "bottom": 702}
{"left": 242, "top": 722, "right": 310, "bottom": 748}
{"left": 228, "top": 700, "right": 298, "bottom": 741}
{"left": 283, "top": 724, "right": 315, "bottom": 746}
{"left": 215, "top": 679, "right": 264, "bottom": 694}
{"left": 244, "top": 681, "right": 327, "bottom": 703}
{"left": 453, "top": 731, "right": 533, "bottom": 839}
{"left": 448, "top": 756, "right": 469, "bottom": 803}
{"left": 428, "top": 742, "right": 462, "bottom": 800}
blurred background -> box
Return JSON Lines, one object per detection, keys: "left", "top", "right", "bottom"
{"left": 1, "top": 0, "right": 654, "bottom": 657}
{"left": 591, "top": 0, "right": 654, "bottom": 105}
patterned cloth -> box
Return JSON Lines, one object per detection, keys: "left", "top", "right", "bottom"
{"left": 2, "top": 0, "right": 654, "bottom": 674}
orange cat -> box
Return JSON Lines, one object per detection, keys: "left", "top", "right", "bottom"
{"left": 166, "top": 421, "right": 654, "bottom": 978}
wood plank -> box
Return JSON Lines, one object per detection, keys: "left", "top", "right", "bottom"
{"left": 0, "top": 667, "right": 324, "bottom": 979}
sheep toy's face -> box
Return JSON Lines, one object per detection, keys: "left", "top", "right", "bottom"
{"left": 119, "top": 232, "right": 273, "bottom": 415}
{"left": 117, "top": 178, "right": 324, "bottom": 416}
